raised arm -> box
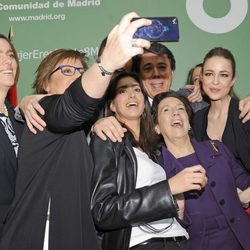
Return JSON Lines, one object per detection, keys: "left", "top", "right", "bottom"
{"left": 81, "top": 12, "right": 151, "bottom": 99}
{"left": 24, "top": 13, "right": 152, "bottom": 134}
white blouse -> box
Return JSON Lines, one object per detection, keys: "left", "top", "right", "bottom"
{"left": 129, "top": 147, "right": 188, "bottom": 248}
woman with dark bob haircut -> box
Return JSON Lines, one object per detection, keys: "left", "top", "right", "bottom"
{"left": 152, "top": 91, "right": 250, "bottom": 250}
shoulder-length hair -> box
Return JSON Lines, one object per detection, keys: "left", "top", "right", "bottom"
{"left": 32, "top": 49, "right": 88, "bottom": 94}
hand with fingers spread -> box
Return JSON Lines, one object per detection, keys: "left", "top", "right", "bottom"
{"left": 99, "top": 12, "right": 152, "bottom": 75}
{"left": 19, "top": 95, "right": 46, "bottom": 134}
{"left": 168, "top": 165, "right": 207, "bottom": 195}
{"left": 91, "top": 116, "right": 127, "bottom": 142}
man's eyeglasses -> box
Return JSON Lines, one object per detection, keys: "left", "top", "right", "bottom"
{"left": 50, "top": 65, "right": 85, "bottom": 77}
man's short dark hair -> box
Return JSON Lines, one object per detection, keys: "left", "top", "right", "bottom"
{"left": 131, "top": 42, "right": 176, "bottom": 73}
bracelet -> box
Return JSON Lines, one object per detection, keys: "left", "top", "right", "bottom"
{"left": 96, "top": 57, "right": 113, "bottom": 76}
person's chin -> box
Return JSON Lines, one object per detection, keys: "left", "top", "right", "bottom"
{"left": 153, "top": 88, "right": 167, "bottom": 96}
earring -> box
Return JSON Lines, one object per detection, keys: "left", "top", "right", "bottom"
{"left": 155, "top": 126, "right": 161, "bottom": 135}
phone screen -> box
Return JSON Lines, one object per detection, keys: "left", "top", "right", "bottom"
{"left": 133, "top": 17, "right": 179, "bottom": 42}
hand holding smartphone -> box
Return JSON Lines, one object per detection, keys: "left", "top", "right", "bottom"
{"left": 132, "top": 17, "right": 179, "bottom": 42}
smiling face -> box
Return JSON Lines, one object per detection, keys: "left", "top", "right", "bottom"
{"left": 155, "top": 97, "right": 190, "bottom": 143}
{"left": 45, "top": 58, "right": 83, "bottom": 95}
{"left": 202, "top": 56, "right": 235, "bottom": 101}
{"left": 139, "top": 53, "right": 173, "bottom": 98}
{"left": 110, "top": 76, "right": 145, "bottom": 124}
{"left": 0, "top": 38, "right": 18, "bottom": 89}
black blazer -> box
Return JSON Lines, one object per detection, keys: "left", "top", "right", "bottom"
{"left": 0, "top": 101, "right": 23, "bottom": 236}
{"left": 193, "top": 97, "right": 250, "bottom": 174}
{"left": 0, "top": 79, "right": 101, "bottom": 250}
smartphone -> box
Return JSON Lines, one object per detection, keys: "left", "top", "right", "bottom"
{"left": 132, "top": 17, "right": 179, "bottom": 42}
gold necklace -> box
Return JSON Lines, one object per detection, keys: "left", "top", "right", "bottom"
{"left": 1, "top": 104, "right": 9, "bottom": 117}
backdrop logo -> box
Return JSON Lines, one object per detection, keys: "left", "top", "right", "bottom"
{"left": 186, "top": 0, "right": 248, "bottom": 33}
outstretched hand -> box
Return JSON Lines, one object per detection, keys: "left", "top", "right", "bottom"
{"left": 100, "top": 12, "right": 152, "bottom": 73}
{"left": 82, "top": 12, "right": 152, "bottom": 99}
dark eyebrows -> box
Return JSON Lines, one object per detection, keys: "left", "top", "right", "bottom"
{"left": 142, "top": 62, "right": 167, "bottom": 69}
{"left": 142, "top": 63, "right": 152, "bottom": 69}
{"left": 117, "top": 82, "right": 139, "bottom": 90}
{"left": 220, "top": 70, "right": 230, "bottom": 74}
{"left": 203, "top": 69, "right": 213, "bottom": 73}
{"left": 158, "top": 62, "right": 167, "bottom": 67}
{"left": 204, "top": 69, "right": 230, "bottom": 74}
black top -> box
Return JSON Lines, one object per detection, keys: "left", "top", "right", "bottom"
{"left": 0, "top": 78, "right": 102, "bottom": 250}
{"left": 193, "top": 97, "right": 250, "bottom": 173}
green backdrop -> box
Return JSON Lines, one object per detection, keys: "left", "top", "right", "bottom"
{"left": 0, "top": 0, "right": 249, "bottom": 100}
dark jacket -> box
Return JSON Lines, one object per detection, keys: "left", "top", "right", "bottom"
{"left": 193, "top": 97, "right": 250, "bottom": 173}
{"left": 0, "top": 78, "right": 101, "bottom": 250}
{"left": 90, "top": 134, "right": 178, "bottom": 250}
{"left": 161, "top": 138, "right": 250, "bottom": 250}
{"left": 0, "top": 101, "right": 23, "bottom": 237}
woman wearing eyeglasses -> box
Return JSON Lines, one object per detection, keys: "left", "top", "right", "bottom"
{"left": 0, "top": 12, "right": 152, "bottom": 250}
